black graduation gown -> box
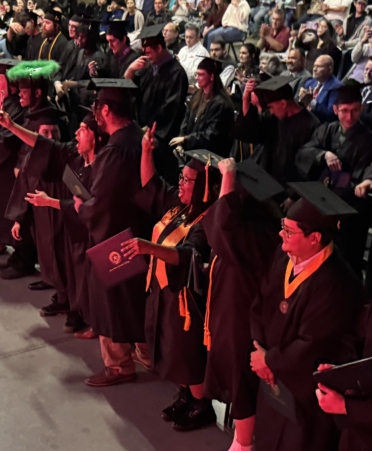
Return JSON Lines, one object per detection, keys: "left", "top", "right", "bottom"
{"left": 38, "top": 32, "right": 68, "bottom": 63}
{"left": 135, "top": 174, "right": 210, "bottom": 385}
{"left": 134, "top": 57, "right": 188, "bottom": 184}
{"left": 25, "top": 33, "right": 44, "bottom": 61}
{"left": 5, "top": 136, "right": 74, "bottom": 302}
{"left": 102, "top": 49, "right": 139, "bottom": 78}
{"left": 296, "top": 120, "right": 372, "bottom": 277}
{"left": 180, "top": 93, "right": 235, "bottom": 158}
{"left": 234, "top": 106, "right": 320, "bottom": 201}
{"left": 78, "top": 124, "right": 150, "bottom": 343}
{"left": 250, "top": 247, "right": 365, "bottom": 451}
{"left": 54, "top": 39, "right": 80, "bottom": 83}
{"left": 339, "top": 307, "right": 372, "bottom": 451}
{"left": 25, "top": 135, "right": 91, "bottom": 317}
{"left": 0, "top": 93, "right": 24, "bottom": 245}
{"left": 202, "top": 192, "right": 280, "bottom": 419}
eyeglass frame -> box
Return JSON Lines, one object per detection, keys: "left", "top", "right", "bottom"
{"left": 179, "top": 173, "right": 197, "bottom": 185}
{"left": 281, "top": 218, "right": 305, "bottom": 239}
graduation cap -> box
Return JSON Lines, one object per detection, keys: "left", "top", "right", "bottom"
{"left": 196, "top": 57, "right": 223, "bottom": 76}
{"left": 334, "top": 83, "right": 362, "bottom": 105}
{"left": 44, "top": 8, "right": 63, "bottom": 24}
{"left": 106, "top": 20, "right": 128, "bottom": 38}
{"left": 0, "top": 58, "right": 20, "bottom": 75}
{"left": 287, "top": 181, "right": 358, "bottom": 234}
{"left": 27, "top": 11, "right": 39, "bottom": 24}
{"left": 25, "top": 107, "right": 66, "bottom": 127}
{"left": 87, "top": 78, "right": 137, "bottom": 104}
{"left": 255, "top": 76, "right": 294, "bottom": 104}
{"left": 7, "top": 60, "right": 60, "bottom": 90}
{"left": 138, "top": 24, "right": 165, "bottom": 47}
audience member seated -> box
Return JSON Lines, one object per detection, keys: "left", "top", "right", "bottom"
{"left": 145, "top": 0, "right": 172, "bottom": 26}
{"left": 122, "top": 0, "right": 145, "bottom": 37}
{"left": 276, "top": 0, "right": 297, "bottom": 27}
{"left": 92, "top": 0, "right": 108, "bottom": 21}
{"left": 299, "top": 55, "right": 342, "bottom": 122}
{"left": 281, "top": 48, "right": 312, "bottom": 99}
{"left": 338, "top": 0, "right": 372, "bottom": 49}
{"left": 297, "top": 20, "right": 342, "bottom": 75}
{"left": 361, "top": 57, "right": 372, "bottom": 129}
{"left": 0, "top": 1, "right": 14, "bottom": 26}
{"left": 171, "top": 0, "right": 190, "bottom": 25}
{"left": 100, "top": 0, "right": 125, "bottom": 35}
{"left": 257, "top": 8, "right": 290, "bottom": 53}
{"left": 210, "top": 38, "right": 235, "bottom": 69}
{"left": 203, "top": 0, "right": 250, "bottom": 51}
{"left": 259, "top": 51, "right": 284, "bottom": 75}
{"left": 203, "top": 0, "right": 228, "bottom": 49}
{"left": 323, "top": 0, "right": 353, "bottom": 23}
{"left": 250, "top": 0, "right": 274, "bottom": 35}
{"left": 197, "top": 0, "right": 214, "bottom": 20}
{"left": 179, "top": 22, "right": 209, "bottom": 84}
{"left": 345, "top": 26, "right": 372, "bottom": 82}
{"left": 163, "top": 22, "right": 183, "bottom": 54}
{"left": 297, "top": 0, "right": 324, "bottom": 24}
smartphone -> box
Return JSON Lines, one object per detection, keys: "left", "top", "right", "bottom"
{"left": 305, "top": 21, "right": 318, "bottom": 31}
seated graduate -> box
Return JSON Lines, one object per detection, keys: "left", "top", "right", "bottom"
{"left": 316, "top": 304, "right": 372, "bottom": 451}
{"left": 250, "top": 182, "right": 365, "bottom": 451}
{"left": 0, "top": 106, "right": 105, "bottom": 335}
{"left": 121, "top": 130, "right": 220, "bottom": 432}
{"left": 169, "top": 57, "right": 235, "bottom": 158}
{"left": 202, "top": 156, "right": 281, "bottom": 451}
{"left": 296, "top": 84, "right": 372, "bottom": 280}
{"left": 234, "top": 76, "right": 319, "bottom": 212}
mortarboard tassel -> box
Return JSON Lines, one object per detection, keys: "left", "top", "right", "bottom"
{"left": 179, "top": 287, "right": 191, "bottom": 331}
{"left": 203, "top": 255, "right": 218, "bottom": 351}
{"left": 203, "top": 154, "right": 211, "bottom": 203}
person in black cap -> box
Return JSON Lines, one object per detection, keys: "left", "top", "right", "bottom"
{"left": 125, "top": 23, "right": 188, "bottom": 185}
{"left": 121, "top": 127, "right": 220, "bottom": 432}
{"left": 296, "top": 83, "right": 372, "bottom": 279}
{"left": 37, "top": 8, "right": 67, "bottom": 62}
{"left": 3, "top": 107, "right": 73, "bottom": 318}
{"left": 98, "top": 21, "right": 139, "bottom": 78}
{"left": 145, "top": 0, "right": 172, "bottom": 27}
{"left": 234, "top": 76, "right": 319, "bottom": 212}
{"left": 170, "top": 57, "right": 234, "bottom": 159}
{"left": 0, "top": 59, "right": 24, "bottom": 258}
{"left": 250, "top": 181, "right": 365, "bottom": 451}
{"left": 72, "top": 78, "right": 150, "bottom": 387}
{"left": 0, "top": 106, "right": 105, "bottom": 333}
{"left": 24, "top": 10, "right": 43, "bottom": 60}
{"left": 201, "top": 156, "right": 281, "bottom": 451}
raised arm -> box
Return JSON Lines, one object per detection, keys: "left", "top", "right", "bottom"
{"left": 0, "top": 111, "right": 37, "bottom": 147}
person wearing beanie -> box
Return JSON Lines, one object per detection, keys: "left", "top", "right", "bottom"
{"left": 296, "top": 83, "right": 372, "bottom": 279}
{"left": 169, "top": 57, "right": 235, "bottom": 158}
{"left": 121, "top": 133, "right": 221, "bottom": 432}
{"left": 250, "top": 181, "right": 366, "bottom": 451}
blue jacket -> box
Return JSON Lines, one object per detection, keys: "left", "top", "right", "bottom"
{"left": 304, "top": 76, "right": 342, "bottom": 123}
{"left": 100, "top": 9, "right": 124, "bottom": 33}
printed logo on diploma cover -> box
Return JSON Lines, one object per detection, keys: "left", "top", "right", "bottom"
{"left": 109, "top": 251, "right": 122, "bottom": 265}
{"left": 280, "top": 300, "right": 289, "bottom": 314}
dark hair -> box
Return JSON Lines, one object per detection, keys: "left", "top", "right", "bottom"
{"left": 318, "top": 18, "right": 337, "bottom": 43}
{"left": 241, "top": 43, "right": 260, "bottom": 66}
{"left": 185, "top": 22, "right": 200, "bottom": 36}
{"left": 290, "top": 46, "right": 306, "bottom": 58}
{"left": 76, "top": 23, "right": 98, "bottom": 50}
{"left": 211, "top": 38, "right": 226, "bottom": 50}
{"left": 297, "top": 222, "right": 333, "bottom": 246}
{"left": 103, "top": 98, "right": 134, "bottom": 119}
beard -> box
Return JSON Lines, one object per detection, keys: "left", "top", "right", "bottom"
{"left": 42, "top": 27, "right": 55, "bottom": 39}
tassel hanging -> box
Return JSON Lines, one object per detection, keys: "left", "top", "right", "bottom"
{"left": 203, "top": 155, "right": 211, "bottom": 203}
{"left": 179, "top": 288, "right": 191, "bottom": 331}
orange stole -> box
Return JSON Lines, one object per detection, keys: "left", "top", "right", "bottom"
{"left": 145, "top": 207, "right": 207, "bottom": 331}
{"left": 284, "top": 242, "right": 334, "bottom": 299}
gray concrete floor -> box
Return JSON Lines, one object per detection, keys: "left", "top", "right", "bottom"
{"left": 0, "top": 250, "right": 232, "bottom": 451}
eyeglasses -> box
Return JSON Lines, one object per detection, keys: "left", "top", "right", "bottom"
{"left": 179, "top": 174, "right": 197, "bottom": 185}
{"left": 281, "top": 219, "right": 304, "bottom": 239}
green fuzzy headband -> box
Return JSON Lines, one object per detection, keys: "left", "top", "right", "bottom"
{"left": 7, "top": 60, "right": 60, "bottom": 81}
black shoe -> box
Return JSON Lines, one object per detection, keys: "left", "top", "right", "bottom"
{"left": 0, "top": 267, "right": 30, "bottom": 279}
{"left": 28, "top": 281, "right": 54, "bottom": 291}
{"left": 161, "top": 386, "right": 193, "bottom": 422}
{"left": 172, "top": 398, "right": 216, "bottom": 431}
{"left": 63, "top": 311, "right": 87, "bottom": 333}
{"left": 39, "top": 295, "right": 70, "bottom": 317}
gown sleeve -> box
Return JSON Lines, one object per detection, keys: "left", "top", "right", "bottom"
{"left": 59, "top": 199, "right": 89, "bottom": 244}
{"left": 134, "top": 173, "right": 179, "bottom": 221}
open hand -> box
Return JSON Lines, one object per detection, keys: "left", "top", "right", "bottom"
{"left": 121, "top": 238, "right": 152, "bottom": 260}
{"left": 325, "top": 151, "right": 342, "bottom": 171}
{"left": 169, "top": 136, "right": 185, "bottom": 147}
{"left": 25, "top": 190, "right": 50, "bottom": 207}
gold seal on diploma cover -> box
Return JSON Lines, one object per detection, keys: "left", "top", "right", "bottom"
{"left": 272, "top": 385, "right": 280, "bottom": 397}
{"left": 279, "top": 300, "right": 289, "bottom": 314}
{"left": 74, "top": 184, "right": 82, "bottom": 196}
{"left": 109, "top": 251, "right": 122, "bottom": 265}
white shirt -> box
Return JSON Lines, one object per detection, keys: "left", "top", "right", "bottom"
{"left": 289, "top": 246, "right": 329, "bottom": 276}
{"left": 178, "top": 41, "right": 209, "bottom": 84}
{"left": 222, "top": 0, "right": 250, "bottom": 32}
{"left": 324, "top": 0, "right": 352, "bottom": 22}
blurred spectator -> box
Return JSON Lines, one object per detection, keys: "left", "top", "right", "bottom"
{"left": 203, "top": 0, "right": 228, "bottom": 48}
{"left": 323, "top": 0, "right": 352, "bottom": 22}
{"left": 210, "top": 38, "right": 235, "bottom": 69}
{"left": 276, "top": 0, "right": 297, "bottom": 27}
{"left": 163, "top": 22, "right": 183, "bottom": 53}
{"left": 203, "top": 0, "right": 250, "bottom": 51}
{"left": 0, "top": 0, "right": 14, "bottom": 25}
{"left": 257, "top": 8, "right": 290, "bottom": 53}
{"left": 345, "top": 26, "right": 372, "bottom": 82}
{"left": 299, "top": 55, "right": 342, "bottom": 122}
{"left": 281, "top": 47, "right": 312, "bottom": 98}
{"left": 92, "top": 0, "right": 108, "bottom": 21}
{"left": 296, "top": 0, "right": 324, "bottom": 25}
{"left": 360, "top": 57, "right": 372, "bottom": 129}
{"left": 250, "top": 0, "right": 274, "bottom": 35}
{"left": 178, "top": 22, "right": 209, "bottom": 84}
{"left": 122, "top": 0, "right": 144, "bottom": 34}
{"left": 171, "top": 0, "right": 189, "bottom": 25}
{"left": 259, "top": 51, "right": 284, "bottom": 75}
{"left": 145, "top": 0, "right": 172, "bottom": 26}
{"left": 337, "top": 0, "right": 372, "bottom": 49}
{"left": 100, "top": 0, "right": 125, "bottom": 34}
